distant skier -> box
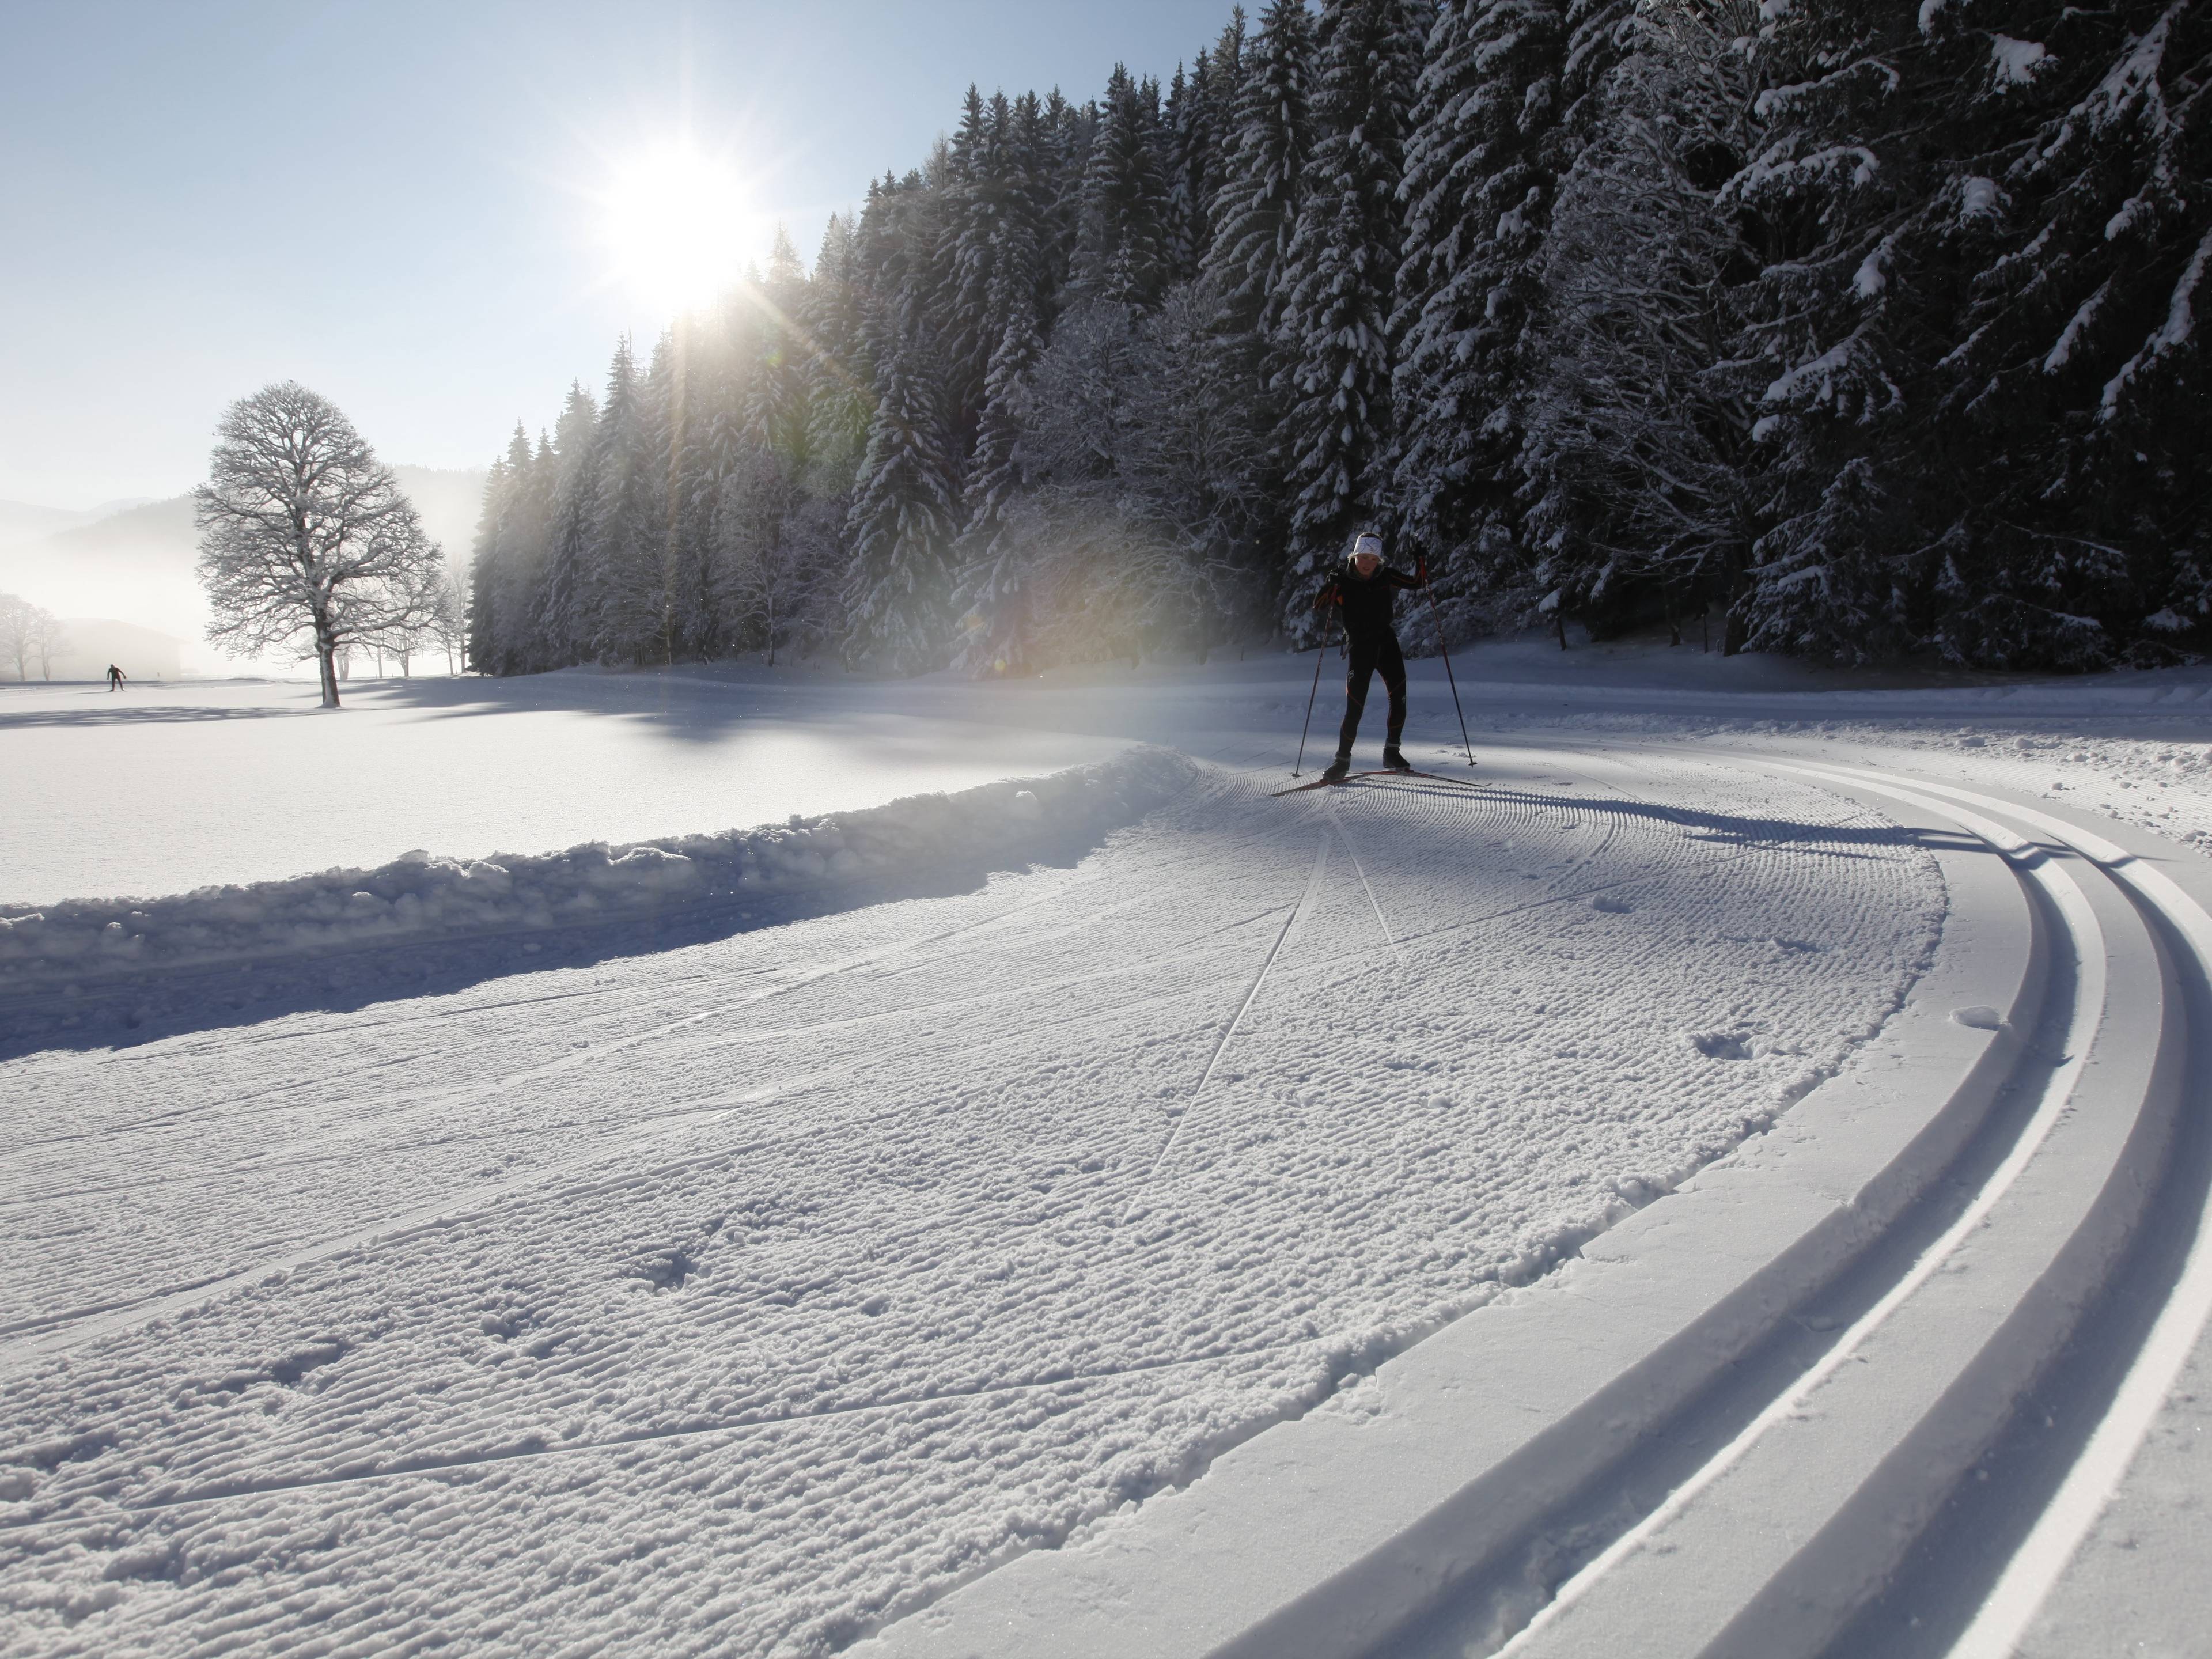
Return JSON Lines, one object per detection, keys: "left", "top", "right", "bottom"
{"left": 106, "top": 663, "right": 126, "bottom": 691}
{"left": 1312, "top": 531, "right": 1425, "bottom": 784}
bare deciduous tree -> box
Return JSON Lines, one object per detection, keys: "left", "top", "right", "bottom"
{"left": 0, "top": 594, "right": 65, "bottom": 682}
{"left": 194, "top": 381, "right": 445, "bottom": 707}
{"left": 430, "top": 556, "right": 469, "bottom": 673}
{"left": 28, "top": 607, "right": 67, "bottom": 680}
{"left": 0, "top": 594, "right": 35, "bottom": 681}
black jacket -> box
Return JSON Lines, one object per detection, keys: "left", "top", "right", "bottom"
{"left": 1315, "top": 560, "right": 1425, "bottom": 642}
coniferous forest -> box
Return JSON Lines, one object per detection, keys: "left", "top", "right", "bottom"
{"left": 467, "top": 1, "right": 2210, "bottom": 679}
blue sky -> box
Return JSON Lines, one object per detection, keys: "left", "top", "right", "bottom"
{"left": 0, "top": 1, "right": 1237, "bottom": 508}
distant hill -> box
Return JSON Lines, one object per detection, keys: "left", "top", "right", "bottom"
{"left": 41, "top": 495, "right": 197, "bottom": 573}
{"left": 0, "top": 500, "right": 101, "bottom": 547}
{"left": 0, "top": 497, "right": 162, "bottom": 548}
{"left": 25, "top": 463, "right": 488, "bottom": 581}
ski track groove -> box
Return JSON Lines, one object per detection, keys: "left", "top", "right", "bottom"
{"left": 1, "top": 908, "right": 1298, "bottom": 1210}
{"left": 1141, "top": 833, "right": 1335, "bottom": 1188}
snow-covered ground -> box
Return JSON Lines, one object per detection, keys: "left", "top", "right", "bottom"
{"left": 0, "top": 673, "right": 1133, "bottom": 905}
{"left": 5, "top": 645, "right": 2212, "bottom": 1657}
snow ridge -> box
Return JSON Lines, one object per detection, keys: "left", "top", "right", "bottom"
{"left": 0, "top": 748, "right": 1197, "bottom": 990}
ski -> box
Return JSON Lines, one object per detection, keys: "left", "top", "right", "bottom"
{"left": 1370, "top": 767, "right": 1483, "bottom": 791}
{"left": 1271, "top": 766, "right": 1482, "bottom": 798}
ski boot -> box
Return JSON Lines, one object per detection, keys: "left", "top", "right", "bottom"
{"left": 1321, "top": 755, "right": 1352, "bottom": 785}
{"left": 1381, "top": 745, "right": 1412, "bottom": 772}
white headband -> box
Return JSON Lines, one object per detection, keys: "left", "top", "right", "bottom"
{"left": 1353, "top": 533, "right": 1382, "bottom": 557}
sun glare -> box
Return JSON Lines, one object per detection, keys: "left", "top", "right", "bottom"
{"left": 602, "top": 145, "right": 755, "bottom": 316}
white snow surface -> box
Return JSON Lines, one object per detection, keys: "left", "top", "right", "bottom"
{"left": 0, "top": 748, "right": 1193, "bottom": 992}
{"left": 0, "top": 672, "right": 1134, "bottom": 906}
{"left": 7, "top": 644, "right": 2212, "bottom": 1656}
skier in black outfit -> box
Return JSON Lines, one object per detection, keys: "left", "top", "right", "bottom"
{"left": 1312, "top": 531, "right": 1426, "bottom": 784}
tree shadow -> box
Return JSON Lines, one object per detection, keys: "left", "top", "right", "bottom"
{"left": 1343, "top": 776, "right": 1997, "bottom": 861}
{"left": 0, "top": 704, "right": 324, "bottom": 729}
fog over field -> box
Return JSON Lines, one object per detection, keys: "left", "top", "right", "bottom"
{"left": 0, "top": 465, "right": 485, "bottom": 679}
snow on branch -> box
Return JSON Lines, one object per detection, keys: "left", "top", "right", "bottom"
{"left": 2100, "top": 224, "right": 2212, "bottom": 419}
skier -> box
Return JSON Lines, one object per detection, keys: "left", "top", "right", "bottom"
{"left": 1312, "top": 531, "right": 1425, "bottom": 785}
{"left": 106, "top": 663, "right": 126, "bottom": 691}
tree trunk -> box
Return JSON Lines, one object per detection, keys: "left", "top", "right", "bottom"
{"left": 1556, "top": 607, "right": 1569, "bottom": 651}
{"left": 318, "top": 641, "right": 341, "bottom": 707}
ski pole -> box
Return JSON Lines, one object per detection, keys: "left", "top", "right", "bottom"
{"left": 1292, "top": 606, "right": 1336, "bottom": 777}
{"left": 1422, "top": 574, "right": 1476, "bottom": 768}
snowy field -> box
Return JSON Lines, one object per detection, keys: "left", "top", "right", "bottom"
{"left": 6, "top": 649, "right": 2212, "bottom": 1657}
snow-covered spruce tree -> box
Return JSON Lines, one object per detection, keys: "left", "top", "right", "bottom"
{"left": 843, "top": 305, "right": 960, "bottom": 673}
{"left": 1119, "top": 282, "right": 1278, "bottom": 650}
{"left": 1929, "top": 1, "right": 2212, "bottom": 664}
{"left": 710, "top": 441, "right": 800, "bottom": 660}
{"left": 752, "top": 228, "right": 816, "bottom": 468}
{"left": 1729, "top": 4, "right": 2044, "bottom": 664}
{"left": 1275, "top": 0, "right": 1424, "bottom": 635}
{"left": 1737, "top": 1, "right": 2209, "bottom": 669}
{"left": 939, "top": 91, "right": 1054, "bottom": 437}
{"left": 194, "top": 381, "right": 444, "bottom": 707}
{"left": 949, "top": 111, "right": 1052, "bottom": 675}
{"left": 532, "top": 381, "right": 603, "bottom": 669}
{"left": 1036, "top": 89, "right": 1099, "bottom": 303}
{"left": 804, "top": 213, "right": 876, "bottom": 491}
{"left": 1165, "top": 62, "right": 1209, "bottom": 281}
{"left": 1202, "top": 0, "right": 1319, "bottom": 353}
{"left": 464, "top": 432, "right": 513, "bottom": 672}
{"left": 983, "top": 301, "right": 1181, "bottom": 667}
{"left": 1391, "top": 0, "right": 1571, "bottom": 628}
{"left": 1518, "top": 1, "right": 1770, "bottom": 644}
{"left": 465, "top": 423, "right": 532, "bottom": 673}
{"left": 1075, "top": 65, "right": 1174, "bottom": 307}
{"left": 1164, "top": 37, "right": 1247, "bottom": 284}
{"left": 1199, "top": 9, "right": 1253, "bottom": 210}
{"left": 581, "top": 334, "right": 668, "bottom": 664}
{"left": 661, "top": 309, "right": 733, "bottom": 662}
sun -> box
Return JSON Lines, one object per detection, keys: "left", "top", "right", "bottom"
{"left": 601, "top": 144, "right": 755, "bottom": 316}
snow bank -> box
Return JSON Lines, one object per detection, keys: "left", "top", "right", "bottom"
{"left": 0, "top": 748, "right": 1198, "bottom": 991}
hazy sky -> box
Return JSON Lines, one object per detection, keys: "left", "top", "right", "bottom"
{"left": 1, "top": 1, "right": 1237, "bottom": 509}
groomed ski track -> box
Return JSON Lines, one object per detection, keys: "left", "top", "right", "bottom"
{"left": 870, "top": 747, "right": 2212, "bottom": 1659}
{"left": 4, "top": 718, "right": 2209, "bottom": 1658}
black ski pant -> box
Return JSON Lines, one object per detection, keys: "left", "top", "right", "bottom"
{"left": 1336, "top": 630, "right": 1406, "bottom": 759}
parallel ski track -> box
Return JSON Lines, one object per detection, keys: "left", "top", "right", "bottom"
{"left": 1446, "top": 754, "right": 2212, "bottom": 1659}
